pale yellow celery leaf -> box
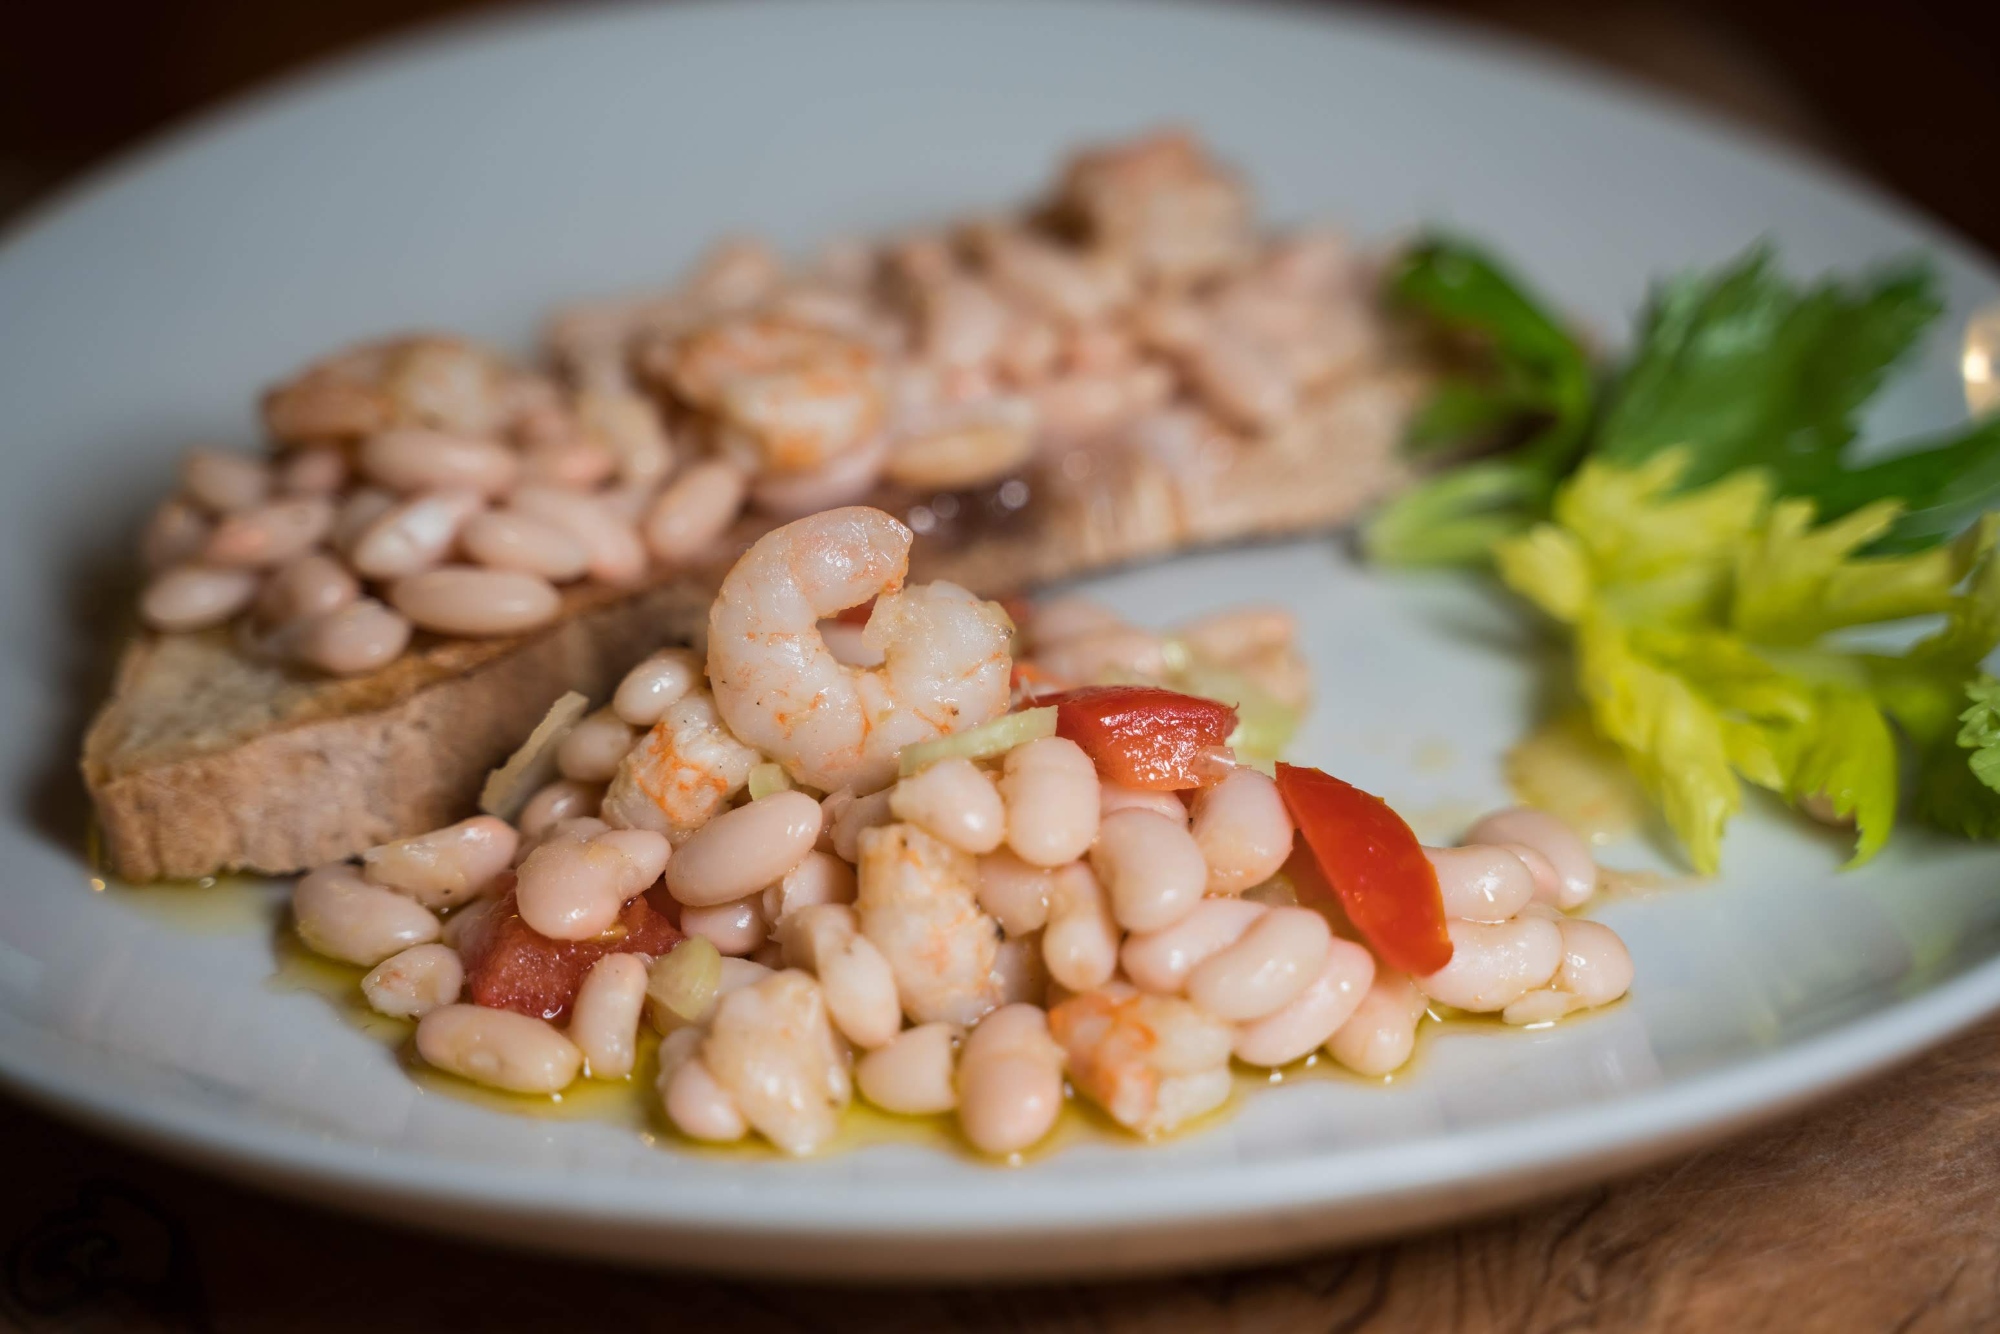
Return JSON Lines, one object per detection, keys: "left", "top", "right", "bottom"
{"left": 1554, "top": 450, "right": 1770, "bottom": 592}
{"left": 1865, "top": 515, "right": 2000, "bottom": 743}
{"left": 1575, "top": 614, "right": 1740, "bottom": 874}
{"left": 1786, "top": 683, "right": 1898, "bottom": 866}
{"left": 1493, "top": 524, "right": 1591, "bottom": 623}
{"left": 1730, "top": 496, "right": 1979, "bottom": 645}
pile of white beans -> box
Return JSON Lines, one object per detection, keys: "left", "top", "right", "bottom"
{"left": 135, "top": 130, "right": 1389, "bottom": 678}
{"left": 290, "top": 587, "right": 1632, "bottom": 1159}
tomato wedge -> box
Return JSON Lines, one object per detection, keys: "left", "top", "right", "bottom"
{"left": 1273, "top": 763, "right": 1453, "bottom": 975}
{"left": 1045, "top": 685, "right": 1238, "bottom": 790}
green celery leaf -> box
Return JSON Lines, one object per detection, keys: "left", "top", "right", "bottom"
{"left": 1800, "top": 417, "right": 2000, "bottom": 554}
{"left": 1913, "top": 730, "right": 2000, "bottom": 839}
{"left": 1374, "top": 238, "right": 1594, "bottom": 566}
{"left": 1785, "top": 684, "right": 1899, "bottom": 866}
{"left": 1596, "top": 246, "right": 1941, "bottom": 494}
{"left": 1959, "top": 675, "right": 2000, "bottom": 793}
{"left": 1362, "top": 459, "right": 1552, "bottom": 568}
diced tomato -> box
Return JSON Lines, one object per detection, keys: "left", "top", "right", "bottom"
{"left": 832, "top": 597, "right": 876, "bottom": 626}
{"left": 1045, "top": 685, "right": 1239, "bottom": 790}
{"left": 1273, "top": 763, "right": 1452, "bottom": 976}
{"left": 459, "top": 884, "right": 684, "bottom": 1022}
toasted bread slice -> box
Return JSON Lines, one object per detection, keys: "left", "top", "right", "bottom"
{"left": 82, "top": 372, "right": 1414, "bottom": 881}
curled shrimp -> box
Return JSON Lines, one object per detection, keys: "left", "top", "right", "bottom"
{"left": 856, "top": 822, "right": 1004, "bottom": 1026}
{"left": 656, "top": 314, "right": 884, "bottom": 475}
{"left": 261, "top": 334, "right": 521, "bottom": 444}
{"left": 1047, "top": 985, "right": 1234, "bottom": 1137}
{"left": 600, "top": 688, "right": 762, "bottom": 843}
{"left": 698, "top": 969, "right": 852, "bottom": 1155}
{"left": 707, "top": 506, "right": 1013, "bottom": 794}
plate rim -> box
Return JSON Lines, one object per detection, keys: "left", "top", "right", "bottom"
{"left": 4, "top": 0, "right": 1999, "bottom": 1261}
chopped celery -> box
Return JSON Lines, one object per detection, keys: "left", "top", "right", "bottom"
{"left": 647, "top": 936, "right": 722, "bottom": 1028}
{"left": 898, "top": 706, "right": 1056, "bottom": 775}
{"left": 747, "top": 762, "right": 794, "bottom": 799}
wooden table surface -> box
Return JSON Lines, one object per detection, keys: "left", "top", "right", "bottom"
{"left": 5, "top": 5, "right": 1998, "bottom": 1331}
{"left": 3, "top": 1015, "right": 1996, "bottom": 1332}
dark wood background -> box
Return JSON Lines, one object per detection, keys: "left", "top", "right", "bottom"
{"left": 3, "top": 2, "right": 1998, "bottom": 1329}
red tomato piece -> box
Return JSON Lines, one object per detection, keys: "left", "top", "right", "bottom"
{"left": 1273, "top": 764, "right": 1452, "bottom": 975}
{"left": 1046, "top": 685, "right": 1239, "bottom": 790}
{"left": 459, "top": 884, "right": 684, "bottom": 1022}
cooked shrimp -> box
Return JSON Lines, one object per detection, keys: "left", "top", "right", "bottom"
{"left": 698, "top": 969, "right": 851, "bottom": 1156}
{"left": 1047, "top": 986, "right": 1234, "bottom": 1138}
{"left": 660, "top": 314, "right": 884, "bottom": 474}
{"left": 855, "top": 822, "right": 1003, "bottom": 1026}
{"left": 262, "top": 335, "right": 516, "bottom": 444}
{"left": 600, "top": 688, "right": 761, "bottom": 843}
{"left": 707, "top": 507, "right": 1013, "bottom": 793}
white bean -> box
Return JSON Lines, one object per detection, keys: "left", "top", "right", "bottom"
{"left": 460, "top": 510, "right": 590, "bottom": 581}
{"left": 679, "top": 895, "right": 768, "bottom": 957}
{"left": 1464, "top": 808, "right": 1597, "bottom": 909}
{"left": 141, "top": 499, "right": 211, "bottom": 571}
{"left": 277, "top": 446, "right": 347, "bottom": 495}
{"left": 1327, "top": 970, "right": 1428, "bottom": 1076}
{"left": 181, "top": 449, "right": 269, "bottom": 513}
{"left": 140, "top": 565, "right": 259, "bottom": 631}
{"left": 514, "top": 826, "right": 670, "bottom": 940}
{"left": 826, "top": 787, "right": 893, "bottom": 863}
{"left": 1555, "top": 917, "right": 1633, "bottom": 1007}
{"left": 332, "top": 487, "right": 397, "bottom": 554}
{"left": 778, "top": 904, "right": 901, "bottom": 1048}
{"left": 511, "top": 485, "right": 647, "bottom": 585}
{"left": 254, "top": 553, "right": 357, "bottom": 625}
{"left": 360, "top": 943, "right": 463, "bottom": 1019}
{"left": 416, "top": 1004, "right": 582, "bottom": 1094}
{"left": 1040, "top": 862, "right": 1118, "bottom": 993}
{"left": 1119, "top": 896, "right": 1265, "bottom": 995}
{"left": 955, "top": 1004, "right": 1064, "bottom": 1156}
{"left": 1416, "top": 916, "right": 1564, "bottom": 1012}
{"left": 1232, "top": 938, "right": 1375, "bottom": 1067}
{"left": 570, "top": 953, "right": 649, "bottom": 1079}
{"left": 1424, "top": 844, "right": 1537, "bottom": 923}
{"left": 975, "top": 850, "right": 1053, "bottom": 937}
{"left": 666, "top": 790, "right": 821, "bottom": 907}
{"left": 361, "top": 428, "right": 519, "bottom": 496}
{"left": 518, "top": 779, "right": 605, "bottom": 838}
{"left": 362, "top": 816, "right": 518, "bottom": 909}
{"left": 1090, "top": 808, "right": 1207, "bottom": 932}
{"left": 1186, "top": 905, "right": 1331, "bottom": 1021}
{"left": 296, "top": 598, "right": 411, "bottom": 674}
{"left": 1189, "top": 768, "right": 1294, "bottom": 896}
{"left": 520, "top": 439, "right": 617, "bottom": 490}
{"left": 1000, "top": 737, "right": 1099, "bottom": 868}
{"left": 611, "top": 648, "right": 702, "bottom": 727}
{"left": 203, "top": 496, "right": 334, "bottom": 568}
{"left": 389, "top": 565, "right": 562, "bottom": 636}
{"left": 761, "top": 850, "right": 857, "bottom": 925}
{"left": 1099, "top": 782, "right": 1188, "bottom": 825}
{"left": 350, "top": 489, "right": 483, "bottom": 579}
{"left": 556, "top": 709, "right": 638, "bottom": 783}
{"left": 293, "top": 864, "right": 440, "bottom": 966}
{"left": 663, "top": 1053, "right": 748, "bottom": 1142}
{"left": 644, "top": 460, "right": 749, "bottom": 563}
{"left": 857, "top": 1022, "right": 959, "bottom": 1115}
{"left": 890, "top": 757, "right": 1006, "bottom": 855}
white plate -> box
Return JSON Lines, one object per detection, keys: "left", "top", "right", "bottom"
{"left": 2, "top": 0, "right": 1997, "bottom": 1283}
